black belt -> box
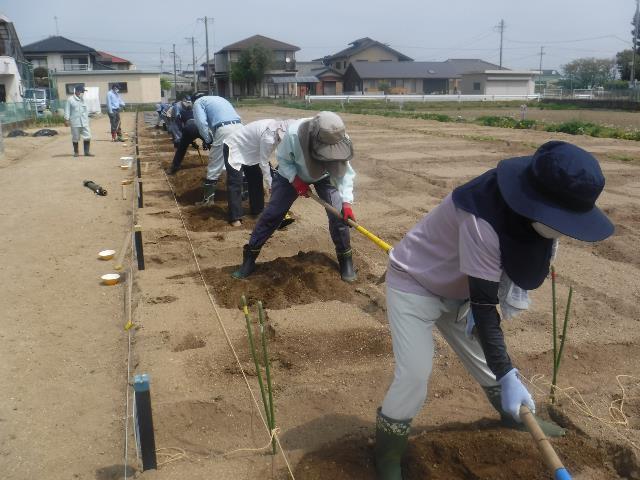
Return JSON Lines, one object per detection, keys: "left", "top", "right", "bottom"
{"left": 212, "top": 120, "right": 241, "bottom": 131}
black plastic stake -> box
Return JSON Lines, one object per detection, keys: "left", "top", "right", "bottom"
{"left": 137, "top": 180, "right": 144, "bottom": 209}
{"left": 136, "top": 156, "right": 142, "bottom": 178}
{"left": 134, "top": 225, "right": 145, "bottom": 270}
{"left": 133, "top": 374, "right": 157, "bottom": 471}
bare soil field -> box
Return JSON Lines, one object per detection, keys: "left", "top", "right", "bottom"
{"left": 132, "top": 106, "right": 640, "bottom": 479}
{"left": 2, "top": 106, "right": 640, "bottom": 479}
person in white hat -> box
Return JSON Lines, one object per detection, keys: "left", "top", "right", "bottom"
{"left": 232, "top": 111, "right": 357, "bottom": 282}
{"left": 223, "top": 118, "right": 294, "bottom": 226}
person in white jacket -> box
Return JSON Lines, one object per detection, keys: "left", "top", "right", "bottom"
{"left": 223, "top": 118, "right": 293, "bottom": 226}
{"left": 64, "top": 85, "right": 93, "bottom": 157}
{"left": 232, "top": 112, "right": 357, "bottom": 282}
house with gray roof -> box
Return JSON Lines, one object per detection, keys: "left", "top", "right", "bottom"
{"left": 342, "top": 57, "right": 535, "bottom": 95}
{"left": 316, "top": 37, "right": 413, "bottom": 75}
{"left": 214, "top": 34, "right": 299, "bottom": 97}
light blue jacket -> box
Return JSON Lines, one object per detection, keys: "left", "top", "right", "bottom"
{"left": 64, "top": 95, "right": 89, "bottom": 127}
{"left": 106, "top": 90, "right": 125, "bottom": 114}
{"left": 193, "top": 96, "right": 241, "bottom": 143}
{"left": 276, "top": 118, "right": 355, "bottom": 203}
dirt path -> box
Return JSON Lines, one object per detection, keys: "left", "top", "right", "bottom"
{"left": 0, "top": 115, "right": 134, "bottom": 479}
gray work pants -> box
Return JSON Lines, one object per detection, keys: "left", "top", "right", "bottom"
{"left": 381, "top": 286, "right": 499, "bottom": 420}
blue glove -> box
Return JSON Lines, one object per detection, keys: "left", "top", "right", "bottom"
{"left": 465, "top": 310, "right": 476, "bottom": 339}
{"left": 498, "top": 368, "right": 535, "bottom": 422}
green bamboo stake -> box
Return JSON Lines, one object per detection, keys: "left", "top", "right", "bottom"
{"left": 241, "top": 295, "right": 272, "bottom": 430}
{"left": 258, "top": 301, "right": 276, "bottom": 454}
{"left": 555, "top": 286, "right": 573, "bottom": 375}
{"left": 550, "top": 266, "right": 558, "bottom": 403}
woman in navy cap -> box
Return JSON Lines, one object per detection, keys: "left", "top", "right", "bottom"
{"left": 374, "top": 140, "right": 614, "bottom": 480}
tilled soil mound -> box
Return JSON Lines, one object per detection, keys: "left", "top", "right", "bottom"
{"left": 293, "top": 422, "right": 638, "bottom": 479}
{"left": 198, "top": 251, "right": 372, "bottom": 309}
{"left": 223, "top": 326, "right": 393, "bottom": 376}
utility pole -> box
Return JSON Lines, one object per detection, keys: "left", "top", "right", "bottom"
{"left": 198, "top": 17, "right": 214, "bottom": 94}
{"left": 631, "top": 0, "right": 639, "bottom": 85}
{"left": 54, "top": 16, "right": 59, "bottom": 35}
{"left": 159, "top": 48, "right": 164, "bottom": 73}
{"left": 172, "top": 43, "right": 177, "bottom": 100}
{"left": 538, "top": 46, "right": 545, "bottom": 94}
{"left": 186, "top": 37, "right": 197, "bottom": 92}
{"left": 496, "top": 19, "right": 505, "bottom": 68}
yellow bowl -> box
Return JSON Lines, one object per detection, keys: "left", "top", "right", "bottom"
{"left": 101, "top": 273, "right": 121, "bottom": 285}
{"left": 98, "top": 249, "right": 116, "bottom": 260}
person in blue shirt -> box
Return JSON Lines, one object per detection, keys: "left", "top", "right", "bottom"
{"left": 170, "top": 96, "right": 194, "bottom": 147}
{"left": 106, "top": 85, "right": 125, "bottom": 141}
{"left": 232, "top": 111, "right": 357, "bottom": 283}
{"left": 192, "top": 94, "right": 242, "bottom": 205}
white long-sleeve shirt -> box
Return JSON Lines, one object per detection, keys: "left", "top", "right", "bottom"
{"left": 224, "top": 119, "right": 292, "bottom": 189}
{"left": 276, "top": 118, "right": 356, "bottom": 203}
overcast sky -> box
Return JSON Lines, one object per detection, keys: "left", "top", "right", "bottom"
{"left": 2, "top": 0, "right": 634, "bottom": 73}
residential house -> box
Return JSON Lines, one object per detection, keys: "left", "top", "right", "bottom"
{"left": 214, "top": 34, "right": 299, "bottom": 97}
{"left": 24, "top": 36, "right": 103, "bottom": 71}
{"left": 460, "top": 70, "right": 536, "bottom": 95}
{"left": 0, "top": 14, "right": 27, "bottom": 103}
{"left": 96, "top": 51, "right": 134, "bottom": 70}
{"left": 343, "top": 58, "right": 505, "bottom": 94}
{"left": 53, "top": 70, "right": 161, "bottom": 105}
{"left": 316, "top": 37, "right": 413, "bottom": 75}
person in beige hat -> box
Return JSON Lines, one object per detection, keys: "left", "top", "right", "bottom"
{"left": 232, "top": 111, "right": 357, "bottom": 282}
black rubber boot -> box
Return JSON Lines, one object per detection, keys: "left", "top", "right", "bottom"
{"left": 73, "top": 142, "right": 79, "bottom": 157}
{"left": 196, "top": 179, "right": 217, "bottom": 206}
{"left": 375, "top": 407, "right": 411, "bottom": 480}
{"left": 83, "top": 140, "right": 94, "bottom": 157}
{"left": 336, "top": 249, "right": 357, "bottom": 283}
{"left": 232, "top": 244, "right": 261, "bottom": 279}
{"left": 483, "top": 385, "right": 566, "bottom": 437}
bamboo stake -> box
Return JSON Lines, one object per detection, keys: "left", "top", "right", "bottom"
{"left": 550, "top": 266, "right": 558, "bottom": 403}
{"left": 258, "top": 302, "right": 276, "bottom": 454}
{"left": 241, "top": 295, "right": 271, "bottom": 429}
{"left": 555, "top": 287, "right": 573, "bottom": 375}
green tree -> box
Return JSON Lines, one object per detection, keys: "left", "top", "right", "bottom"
{"left": 33, "top": 67, "right": 49, "bottom": 88}
{"left": 377, "top": 81, "right": 391, "bottom": 94}
{"left": 230, "top": 44, "right": 273, "bottom": 96}
{"left": 160, "top": 78, "right": 172, "bottom": 92}
{"left": 561, "top": 57, "right": 616, "bottom": 89}
{"left": 615, "top": 49, "right": 640, "bottom": 81}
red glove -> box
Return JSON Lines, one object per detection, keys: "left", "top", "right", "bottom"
{"left": 342, "top": 202, "right": 355, "bottom": 223}
{"left": 292, "top": 176, "right": 310, "bottom": 197}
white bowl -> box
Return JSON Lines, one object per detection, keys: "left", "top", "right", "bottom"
{"left": 101, "top": 273, "right": 121, "bottom": 285}
{"left": 98, "top": 249, "right": 116, "bottom": 260}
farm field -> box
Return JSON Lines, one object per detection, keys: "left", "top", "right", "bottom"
{"left": 1, "top": 107, "right": 639, "bottom": 479}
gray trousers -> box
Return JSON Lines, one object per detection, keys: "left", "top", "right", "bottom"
{"left": 381, "top": 286, "right": 498, "bottom": 420}
{"left": 248, "top": 171, "right": 351, "bottom": 252}
{"left": 70, "top": 125, "right": 91, "bottom": 142}
{"left": 108, "top": 111, "right": 121, "bottom": 134}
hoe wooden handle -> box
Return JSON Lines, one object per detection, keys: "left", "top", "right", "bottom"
{"left": 520, "top": 406, "right": 572, "bottom": 480}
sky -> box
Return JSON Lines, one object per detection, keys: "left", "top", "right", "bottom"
{"left": 1, "top": 0, "right": 634, "bottom": 73}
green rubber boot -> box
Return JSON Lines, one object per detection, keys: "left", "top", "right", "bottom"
{"left": 231, "top": 244, "right": 261, "bottom": 279}
{"left": 483, "top": 385, "right": 566, "bottom": 437}
{"left": 375, "top": 407, "right": 411, "bottom": 480}
{"left": 196, "top": 179, "right": 217, "bottom": 206}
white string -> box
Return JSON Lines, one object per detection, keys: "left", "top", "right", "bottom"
{"left": 157, "top": 146, "right": 296, "bottom": 478}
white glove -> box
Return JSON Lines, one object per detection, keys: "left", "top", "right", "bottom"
{"left": 498, "top": 368, "right": 535, "bottom": 422}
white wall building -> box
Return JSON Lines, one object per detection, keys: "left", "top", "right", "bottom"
{"left": 460, "top": 70, "right": 537, "bottom": 96}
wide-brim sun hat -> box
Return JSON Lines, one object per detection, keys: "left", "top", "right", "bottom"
{"left": 298, "top": 112, "right": 353, "bottom": 178}
{"left": 496, "top": 140, "right": 614, "bottom": 242}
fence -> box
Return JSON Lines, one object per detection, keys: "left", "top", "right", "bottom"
{"left": 0, "top": 99, "right": 67, "bottom": 126}
{"left": 305, "top": 93, "right": 542, "bottom": 104}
